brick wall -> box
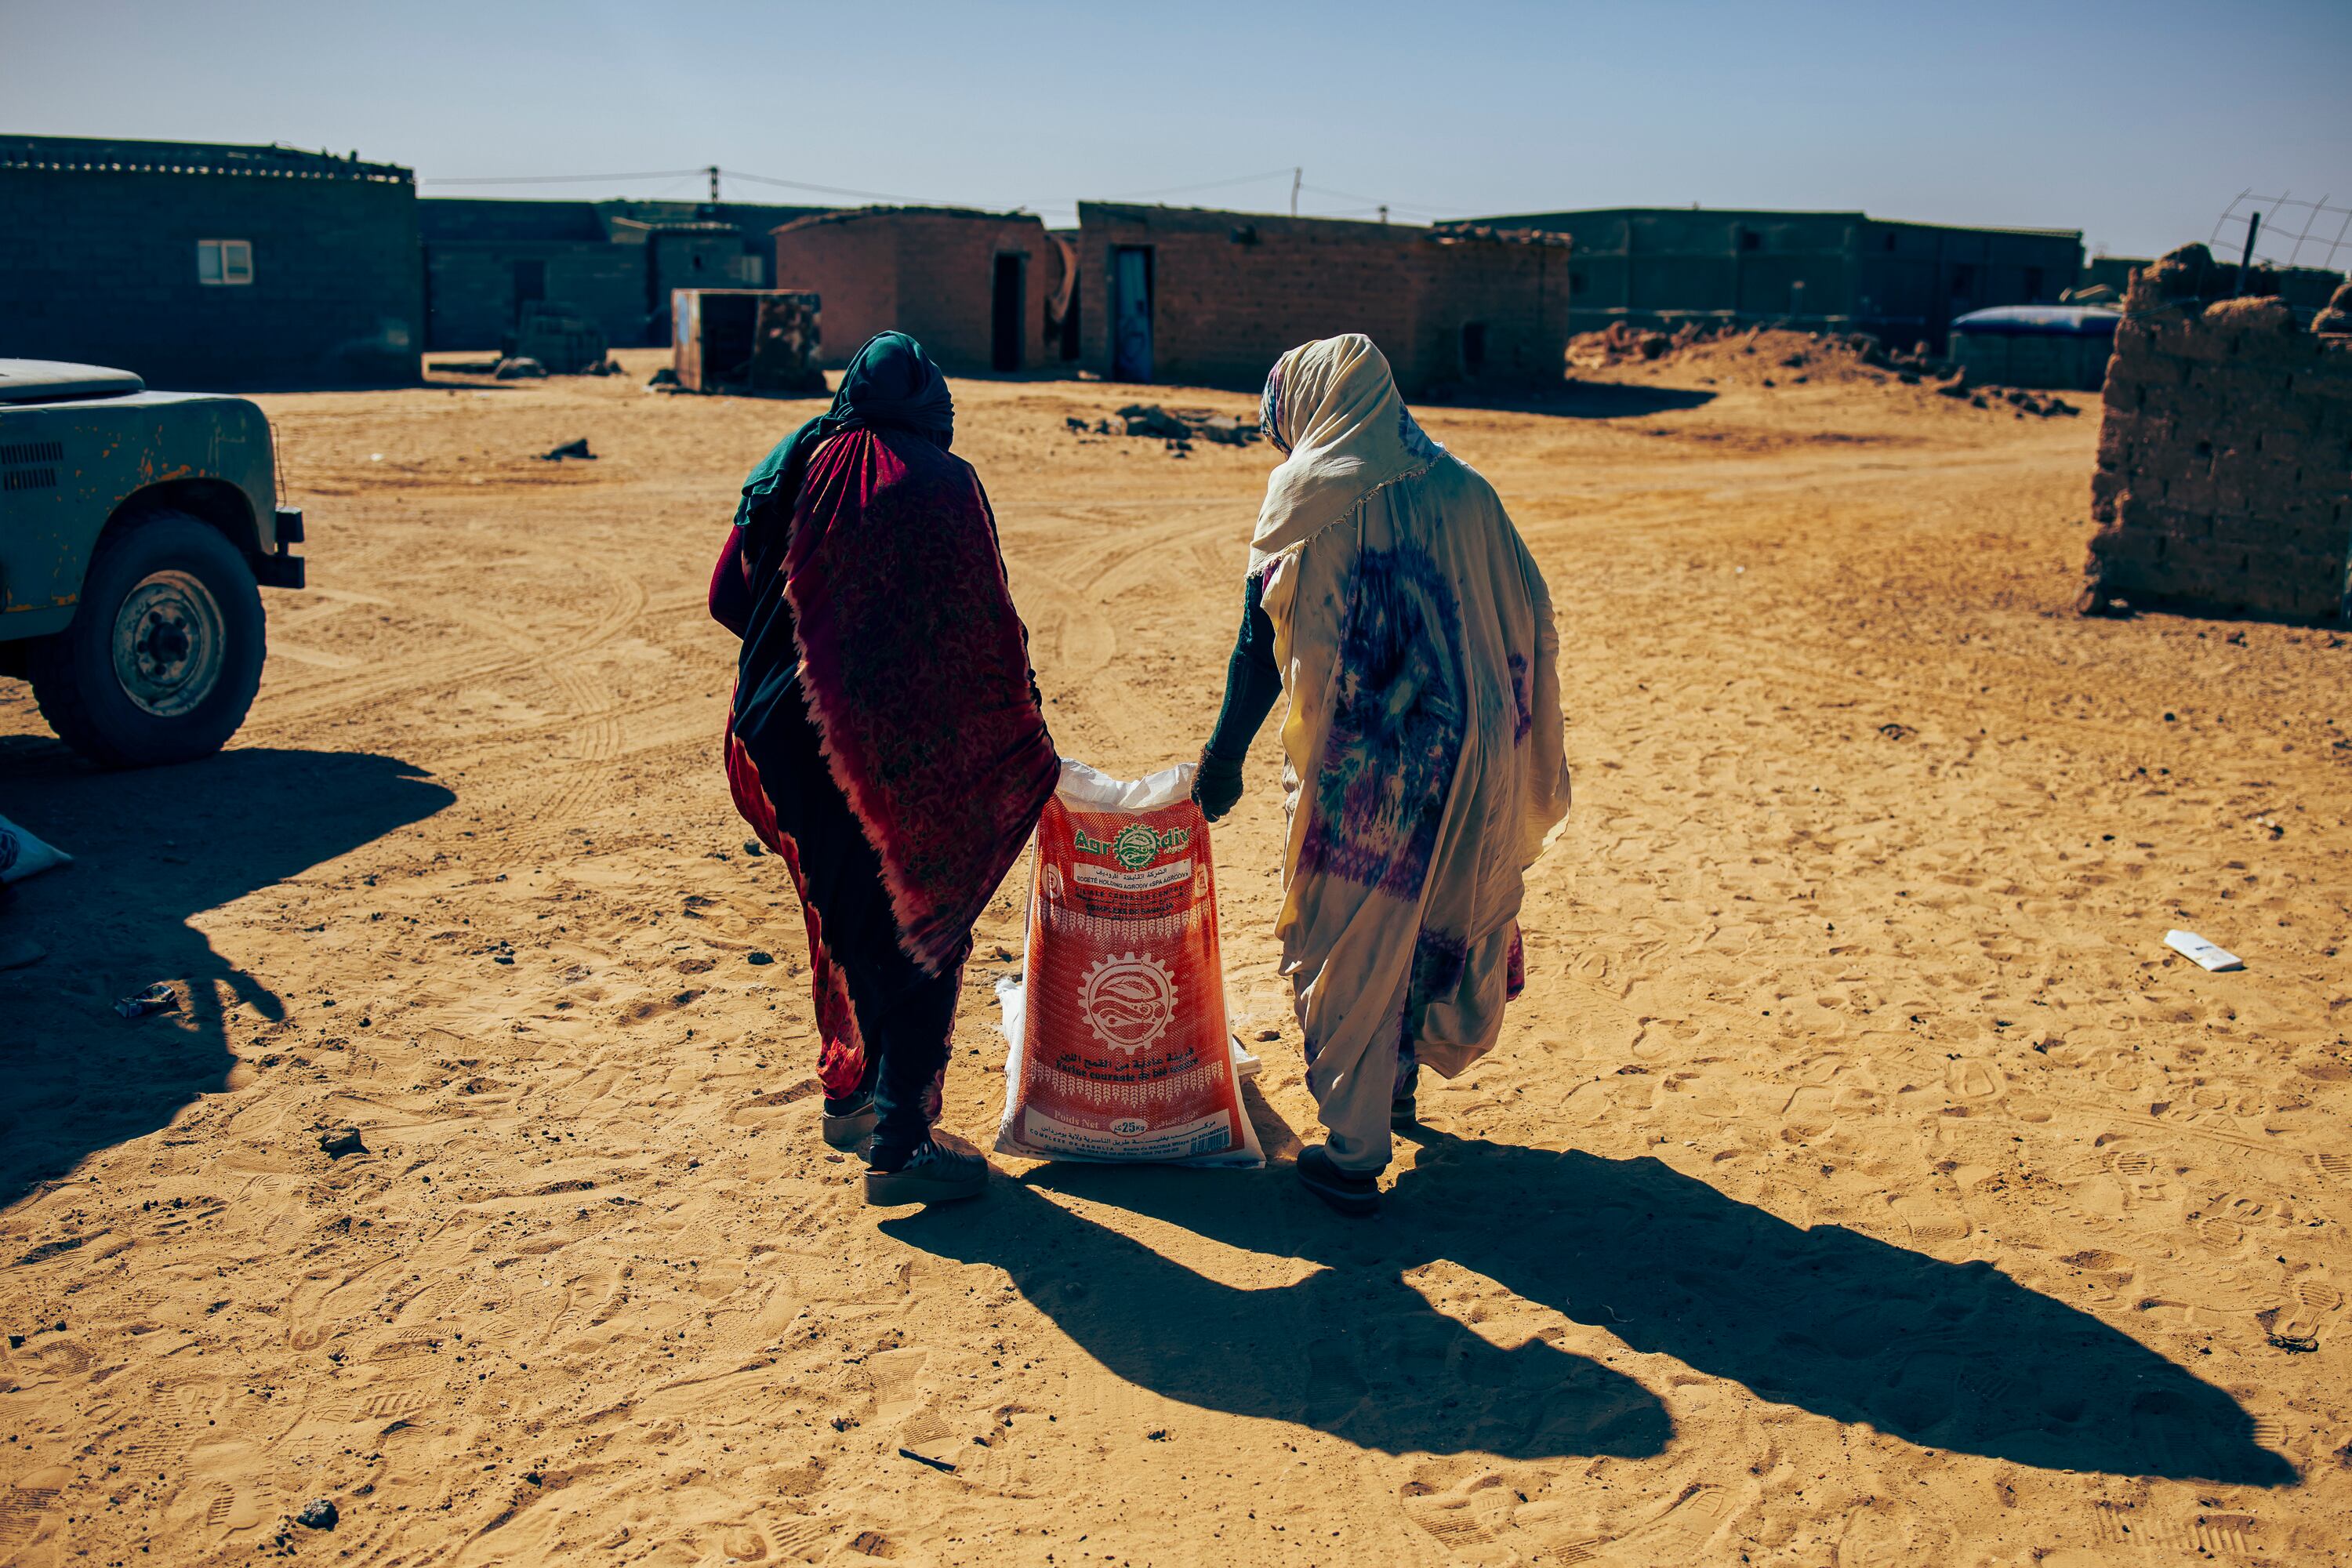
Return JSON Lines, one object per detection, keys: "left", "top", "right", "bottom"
{"left": 0, "top": 151, "right": 420, "bottom": 389}
{"left": 2080, "top": 245, "right": 2352, "bottom": 622}
{"left": 773, "top": 209, "right": 1056, "bottom": 375}
{"left": 1074, "top": 205, "right": 1567, "bottom": 396}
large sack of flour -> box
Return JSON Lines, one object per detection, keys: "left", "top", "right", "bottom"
{"left": 996, "top": 760, "right": 1263, "bottom": 1167}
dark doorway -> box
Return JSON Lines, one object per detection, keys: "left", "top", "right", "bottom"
{"left": 1461, "top": 321, "right": 1488, "bottom": 376}
{"left": 1111, "top": 245, "right": 1153, "bottom": 383}
{"left": 1058, "top": 271, "right": 1082, "bottom": 362}
{"left": 510, "top": 258, "right": 546, "bottom": 324}
{"left": 992, "top": 253, "right": 1025, "bottom": 372}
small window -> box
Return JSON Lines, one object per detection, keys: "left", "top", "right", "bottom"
{"left": 1740, "top": 229, "right": 1762, "bottom": 252}
{"left": 1461, "top": 322, "right": 1488, "bottom": 375}
{"left": 2024, "top": 266, "right": 2045, "bottom": 299}
{"left": 197, "top": 239, "right": 253, "bottom": 286}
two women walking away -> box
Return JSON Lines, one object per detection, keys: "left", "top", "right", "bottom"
{"left": 713, "top": 328, "right": 1564, "bottom": 1218}
{"left": 710, "top": 332, "right": 1058, "bottom": 1207}
{"left": 1195, "top": 335, "right": 1571, "bottom": 1217}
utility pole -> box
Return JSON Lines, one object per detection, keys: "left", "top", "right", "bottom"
{"left": 1378, "top": 205, "right": 1388, "bottom": 224}
{"left": 2236, "top": 210, "right": 2262, "bottom": 295}
{"left": 1291, "top": 167, "right": 1301, "bottom": 217}
{"left": 708, "top": 165, "right": 721, "bottom": 202}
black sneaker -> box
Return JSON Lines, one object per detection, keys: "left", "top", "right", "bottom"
{"left": 1297, "top": 1145, "right": 1380, "bottom": 1217}
{"left": 863, "top": 1138, "right": 989, "bottom": 1207}
{"left": 822, "top": 1091, "right": 877, "bottom": 1152}
{"left": 1390, "top": 1091, "right": 1417, "bottom": 1130}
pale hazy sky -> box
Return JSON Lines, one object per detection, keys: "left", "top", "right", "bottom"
{"left": 7, "top": 0, "right": 2349, "bottom": 262}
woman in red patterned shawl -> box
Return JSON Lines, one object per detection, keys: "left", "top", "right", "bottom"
{"left": 711, "top": 332, "right": 1058, "bottom": 1206}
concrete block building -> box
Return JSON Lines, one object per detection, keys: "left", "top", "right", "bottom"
{"left": 1072, "top": 204, "right": 1571, "bottom": 395}
{"left": 0, "top": 134, "right": 421, "bottom": 388}
{"left": 419, "top": 198, "right": 827, "bottom": 350}
{"left": 771, "top": 208, "right": 1063, "bottom": 375}
{"left": 1468, "top": 206, "right": 2083, "bottom": 348}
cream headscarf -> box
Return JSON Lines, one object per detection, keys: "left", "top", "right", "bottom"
{"left": 1250, "top": 335, "right": 1444, "bottom": 572}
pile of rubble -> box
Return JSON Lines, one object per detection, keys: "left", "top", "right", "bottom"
{"left": 1066, "top": 404, "right": 1261, "bottom": 457}
{"left": 1567, "top": 323, "right": 2078, "bottom": 416}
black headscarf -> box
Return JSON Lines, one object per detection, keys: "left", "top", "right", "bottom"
{"left": 735, "top": 331, "right": 954, "bottom": 539}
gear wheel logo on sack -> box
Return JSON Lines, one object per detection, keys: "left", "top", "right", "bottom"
{"left": 1080, "top": 952, "right": 1176, "bottom": 1053}
{"left": 994, "top": 759, "right": 1264, "bottom": 1167}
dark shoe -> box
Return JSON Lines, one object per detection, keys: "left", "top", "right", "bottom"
{"left": 863, "top": 1138, "right": 989, "bottom": 1207}
{"left": 1297, "top": 1145, "right": 1380, "bottom": 1217}
{"left": 822, "top": 1091, "right": 877, "bottom": 1152}
{"left": 1390, "top": 1091, "right": 1417, "bottom": 1129}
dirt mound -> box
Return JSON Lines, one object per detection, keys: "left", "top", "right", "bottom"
{"left": 1569, "top": 325, "right": 2082, "bottom": 416}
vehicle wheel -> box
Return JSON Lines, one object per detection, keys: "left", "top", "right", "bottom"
{"left": 27, "top": 511, "right": 266, "bottom": 768}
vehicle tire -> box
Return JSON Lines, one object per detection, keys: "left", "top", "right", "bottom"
{"left": 27, "top": 510, "right": 266, "bottom": 768}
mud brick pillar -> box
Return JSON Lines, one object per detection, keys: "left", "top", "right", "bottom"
{"left": 2079, "top": 244, "right": 2352, "bottom": 623}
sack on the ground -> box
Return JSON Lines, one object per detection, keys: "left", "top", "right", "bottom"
{"left": 995, "top": 760, "right": 1263, "bottom": 1167}
{"left": 0, "top": 814, "right": 71, "bottom": 886}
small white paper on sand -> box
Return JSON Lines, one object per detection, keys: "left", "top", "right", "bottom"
{"left": 2165, "top": 929, "right": 2243, "bottom": 971}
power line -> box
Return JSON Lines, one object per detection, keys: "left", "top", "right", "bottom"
{"left": 719, "top": 167, "right": 956, "bottom": 205}
{"left": 1102, "top": 167, "right": 1298, "bottom": 201}
{"left": 420, "top": 169, "right": 707, "bottom": 186}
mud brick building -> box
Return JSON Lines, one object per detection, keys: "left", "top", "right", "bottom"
{"left": 420, "top": 198, "right": 826, "bottom": 350}
{"left": 1073, "top": 205, "right": 1570, "bottom": 395}
{"left": 1468, "top": 206, "right": 2082, "bottom": 348}
{"left": 0, "top": 134, "right": 421, "bottom": 388}
{"left": 2080, "top": 246, "right": 2352, "bottom": 622}
{"left": 771, "top": 209, "right": 1064, "bottom": 376}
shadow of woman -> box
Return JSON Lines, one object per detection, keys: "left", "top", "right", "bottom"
{"left": 0, "top": 742, "right": 453, "bottom": 1208}
{"left": 887, "top": 1128, "right": 2295, "bottom": 1483}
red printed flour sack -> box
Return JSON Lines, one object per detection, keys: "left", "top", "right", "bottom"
{"left": 996, "top": 760, "right": 1264, "bottom": 1166}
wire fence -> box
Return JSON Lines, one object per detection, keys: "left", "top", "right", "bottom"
{"left": 2208, "top": 191, "right": 2352, "bottom": 274}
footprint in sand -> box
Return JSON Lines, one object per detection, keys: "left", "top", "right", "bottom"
{"left": 0, "top": 1481, "right": 63, "bottom": 1555}
{"left": 1396, "top": 1461, "right": 1514, "bottom": 1551}
{"left": 1304, "top": 1342, "right": 1369, "bottom": 1427}
{"left": 2257, "top": 1273, "right": 2343, "bottom": 1348}
{"left": 1541, "top": 1482, "right": 1733, "bottom": 1566}
{"left": 1890, "top": 1193, "right": 1971, "bottom": 1245}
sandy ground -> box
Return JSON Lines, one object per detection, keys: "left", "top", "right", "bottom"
{"left": 2, "top": 342, "right": 2348, "bottom": 1566}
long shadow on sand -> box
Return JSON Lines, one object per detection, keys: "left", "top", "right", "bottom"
{"left": 886, "top": 1127, "right": 2295, "bottom": 1483}
{"left": 0, "top": 740, "right": 452, "bottom": 1208}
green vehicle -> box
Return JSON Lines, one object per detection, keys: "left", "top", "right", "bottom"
{"left": 0, "top": 359, "right": 304, "bottom": 766}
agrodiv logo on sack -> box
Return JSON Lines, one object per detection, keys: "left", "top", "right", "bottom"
{"left": 1073, "top": 822, "right": 1191, "bottom": 871}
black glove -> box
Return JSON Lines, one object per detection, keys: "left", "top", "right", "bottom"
{"left": 1193, "top": 750, "right": 1244, "bottom": 823}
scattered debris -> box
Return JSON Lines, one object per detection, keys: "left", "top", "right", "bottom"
{"left": 539, "top": 438, "right": 595, "bottom": 462}
{"left": 318, "top": 1126, "right": 367, "bottom": 1160}
{"left": 0, "top": 812, "right": 73, "bottom": 885}
{"left": 647, "top": 366, "right": 679, "bottom": 388}
{"left": 504, "top": 304, "right": 608, "bottom": 376}
{"left": 742, "top": 840, "right": 765, "bottom": 857}
{"left": 1878, "top": 722, "right": 1917, "bottom": 741}
{"left": 114, "top": 982, "right": 180, "bottom": 1019}
{"left": 747, "top": 951, "right": 774, "bottom": 966}
{"left": 1112, "top": 404, "right": 1261, "bottom": 446}
{"left": 2165, "top": 930, "right": 2243, "bottom": 972}
{"left": 431, "top": 358, "right": 504, "bottom": 376}
{"left": 2268, "top": 1333, "right": 2320, "bottom": 1354}
{"left": 492, "top": 357, "right": 546, "bottom": 380}
{"left": 295, "top": 1497, "right": 339, "bottom": 1530}
{"left": 897, "top": 1447, "right": 957, "bottom": 1473}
